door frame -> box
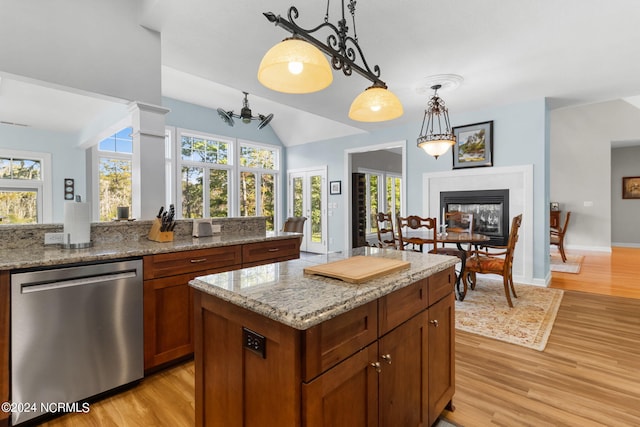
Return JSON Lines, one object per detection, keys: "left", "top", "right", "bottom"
{"left": 344, "top": 141, "right": 407, "bottom": 253}
{"left": 287, "top": 166, "right": 328, "bottom": 254}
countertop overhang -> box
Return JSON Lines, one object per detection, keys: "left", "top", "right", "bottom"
{"left": 189, "top": 247, "right": 458, "bottom": 330}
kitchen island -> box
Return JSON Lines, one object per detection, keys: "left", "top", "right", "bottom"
{"left": 189, "top": 247, "right": 458, "bottom": 427}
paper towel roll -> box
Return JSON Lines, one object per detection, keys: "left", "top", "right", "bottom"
{"left": 63, "top": 201, "right": 91, "bottom": 245}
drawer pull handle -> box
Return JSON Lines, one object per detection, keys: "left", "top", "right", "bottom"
{"left": 381, "top": 354, "right": 392, "bottom": 365}
{"left": 430, "top": 319, "right": 439, "bottom": 327}
{"left": 190, "top": 258, "right": 208, "bottom": 263}
{"left": 370, "top": 362, "right": 382, "bottom": 373}
{"left": 267, "top": 248, "right": 280, "bottom": 252}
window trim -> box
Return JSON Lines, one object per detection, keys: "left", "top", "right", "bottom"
{"left": 0, "top": 148, "right": 52, "bottom": 223}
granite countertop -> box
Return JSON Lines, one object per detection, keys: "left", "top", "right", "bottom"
{"left": 189, "top": 247, "right": 458, "bottom": 330}
{"left": 0, "top": 231, "right": 300, "bottom": 270}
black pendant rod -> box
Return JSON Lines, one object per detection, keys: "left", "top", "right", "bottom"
{"left": 263, "top": 4, "right": 387, "bottom": 88}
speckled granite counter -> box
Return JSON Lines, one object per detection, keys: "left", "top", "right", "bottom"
{"left": 189, "top": 246, "right": 457, "bottom": 330}
{"left": 0, "top": 218, "right": 299, "bottom": 270}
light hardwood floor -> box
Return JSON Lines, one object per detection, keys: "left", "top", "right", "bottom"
{"left": 40, "top": 248, "right": 640, "bottom": 426}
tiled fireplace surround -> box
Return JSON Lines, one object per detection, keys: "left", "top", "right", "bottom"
{"left": 423, "top": 165, "right": 535, "bottom": 285}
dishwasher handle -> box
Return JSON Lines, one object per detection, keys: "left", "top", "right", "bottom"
{"left": 21, "top": 271, "right": 138, "bottom": 294}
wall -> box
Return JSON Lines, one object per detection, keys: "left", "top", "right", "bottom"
{"left": 611, "top": 146, "right": 640, "bottom": 246}
{"left": 0, "top": 125, "right": 85, "bottom": 223}
{"left": 287, "top": 98, "right": 550, "bottom": 282}
{"left": 0, "top": 0, "right": 161, "bottom": 105}
{"left": 352, "top": 150, "right": 402, "bottom": 174}
{"left": 550, "top": 100, "right": 640, "bottom": 251}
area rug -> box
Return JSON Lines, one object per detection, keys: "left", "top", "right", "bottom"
{"left": 455, "top": 278, "right": 564, "bottom": 351}
{"left": 550, "top": 253, "right": 584, "bottom": 274}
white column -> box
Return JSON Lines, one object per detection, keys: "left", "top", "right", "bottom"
{"left": 129, "top": 102, "right": 170, "bottom": 220}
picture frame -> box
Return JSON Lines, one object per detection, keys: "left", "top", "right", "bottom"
{"left": 329, "top": 180, "right": 342, "bottom": 195}
{"left": 622, "top": 176, "right": 640, "bottom": 199}
{"left": 452, "top": 120, "right": 494, "bottom": 169}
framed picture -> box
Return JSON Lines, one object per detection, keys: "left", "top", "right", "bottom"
{"left": 329, "top": 180, "right": 342, "bottom": 195}
{"left": 622, "top": 176, "right": 640, "bottom": 199}
{"left": 452, "top": 120, "right": 494, "bottom": 169}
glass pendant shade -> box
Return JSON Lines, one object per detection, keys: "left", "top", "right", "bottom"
{"left": 348, "top": 85, "right": 404, "bottom": 122}
{"left": 258, "top": 37, "right": 333, "bottom": 94}
{"left": 418, "top": 139, "right": 455, "bottom": 159}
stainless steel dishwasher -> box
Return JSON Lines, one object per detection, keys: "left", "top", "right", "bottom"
{"left": 11, "top": 259, "right": 143, "bottom": 425}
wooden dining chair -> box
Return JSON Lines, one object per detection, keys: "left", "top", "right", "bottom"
{"left": 550, "top": 211, "right": 571, "bottom": 262}
{"left": 396, "top": 215, "right": 438, "bottom": 253}
{"left": 463, "top": 214, "right": 523, "bottom": 308}
{"left": 375, "top": 212, "right": 398, "bottom": 249}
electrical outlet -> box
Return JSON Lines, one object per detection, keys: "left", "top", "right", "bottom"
{"left": 212, "top": 224, "right": 221, "bottom": 233}
{"left": 44, "top": 232, "right": 64, "bottom": 244}
{"left": 243, "top": 327, "right": 266, "bottom": 358}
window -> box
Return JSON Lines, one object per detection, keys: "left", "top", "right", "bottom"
{"left": 238, "top": 142, "right": 278, "bottom": 230}
{"left": 179, "top": 132, "right": 232, "bottom": 218}
{"left": 0, "top": 150, "right": 50, "bottom": 224}
{"left": 175, "top": 129, "right": 280, "bottom": 231}
{"left": 98, "top": 127, "right": 133, "bottom": 221}
{"left": 358, "top": 169, "right": 402, "bottom": 235}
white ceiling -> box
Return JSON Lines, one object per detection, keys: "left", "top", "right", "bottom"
{"left": 2, "top": 0, "right": 640, "bottom": 146}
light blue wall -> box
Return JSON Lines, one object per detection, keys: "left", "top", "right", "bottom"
{"left": 287, "top": 98, "right": 549, "bottom": 281}
{"left": 0, "top": 125, "right": 86, "bottom": 222}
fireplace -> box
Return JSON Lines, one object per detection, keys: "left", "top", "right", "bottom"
{"left": 440, "top": 189, "right": 509, "bottom": 246}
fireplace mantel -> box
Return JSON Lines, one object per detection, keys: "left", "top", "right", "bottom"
{"left": 423, "top": 165, "right": 534, "bottom": 284}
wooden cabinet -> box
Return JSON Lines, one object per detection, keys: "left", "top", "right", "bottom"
{"left": 0, "top": 271, "right": 9, "bottom": 427}
{"left": 242, "top": 238, "right": 301, "bottom": 267}
{"left": 194, "top": 266, "right": 455, "bottom": 426}
{"left": 144, "top": 239, "right": 300, "bottom": 372}
{"left": 143, "top": 246, "right": 242, "bottom": 372}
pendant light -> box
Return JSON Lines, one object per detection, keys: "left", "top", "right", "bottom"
{"left": 259, "top": 2, "right": 403, "bottom": 122}
{"left": 257, "top": 36, "right": 333, "bottom": 94}
{"left": 417, "top": 84, "right": 456, "bottom": 159}
{"left": 348, "top": 82, "right": 403, "bottom": 122}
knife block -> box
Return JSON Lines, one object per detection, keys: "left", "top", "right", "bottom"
{"left": 148, "top": 218, "right": 174, "bottom": 242}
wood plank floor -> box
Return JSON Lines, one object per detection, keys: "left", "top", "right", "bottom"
{"left": 40, "top": 248, "right": 640, "bottom": 426}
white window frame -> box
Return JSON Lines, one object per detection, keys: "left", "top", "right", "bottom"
{"left": 237, "top": 138, "right": 281, "bottom": 228}
{"left": 357, "top": 167, "right": 403, "bottom": 237}
{"left": 0, "top": 148, "right": 52, "bottom": 223}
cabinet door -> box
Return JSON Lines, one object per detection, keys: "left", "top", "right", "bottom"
{"left": 378, "top": 311, "right": 429, "bottom": 427}
{"left": 303, "top": 343, "right": 379, "bottom": 427}
{"left": 427, "top": 292, "right": 455, "bottom": 426}
{"left": 144, "top": 272, "right": 194, "bottom": 371}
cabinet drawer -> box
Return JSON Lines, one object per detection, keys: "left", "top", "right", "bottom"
{"left": 303, "top": 301, "right": 377, "bottom": 382}
{"left": 143, "top": 246, "right": 242, "bottom": 280}
{"left": 428, "top": 267, "right": 454, "bottom": 305}
{"left": 242, "top": 238, "right": 300, "bottom": 267}
{"left": 378, "top": 278, "right": 428, "bottom": 336}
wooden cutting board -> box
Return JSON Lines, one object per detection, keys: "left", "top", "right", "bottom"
{"left": 303, "top": 256, "right": 410, "bottom": 284}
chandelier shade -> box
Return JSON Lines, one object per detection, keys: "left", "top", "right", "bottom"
{"left": 417, "top": 84, "right": 456, "bottom": 159}
{"left": 258, "top": 37, "right": 333, "bottom": 94}
{"left": 349, "top": 84, "right": 403, "bottom": 122}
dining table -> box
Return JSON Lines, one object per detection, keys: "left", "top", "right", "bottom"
{"left": 399, "top": 230, "right": 490, "bottom": 301}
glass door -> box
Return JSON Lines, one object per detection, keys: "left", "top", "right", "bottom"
{"left": 288, "top": 168, "right": 327, "bottom": 253}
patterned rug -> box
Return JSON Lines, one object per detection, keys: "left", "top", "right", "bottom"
{"left": 455, "top": 278, "right": 564, "bottom": 351}
{"left": 550, "top": 253, "right": 584, "bottom": 274}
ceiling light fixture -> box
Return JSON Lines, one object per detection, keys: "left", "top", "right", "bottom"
{"left": 217, "top": 91, "right": 274, "bottom": 130}
{"left": 417, "top": 84, "right": 456, "bottom": 159}
{"left": 258, "top": 1, "right": 403, "bottom": 122}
